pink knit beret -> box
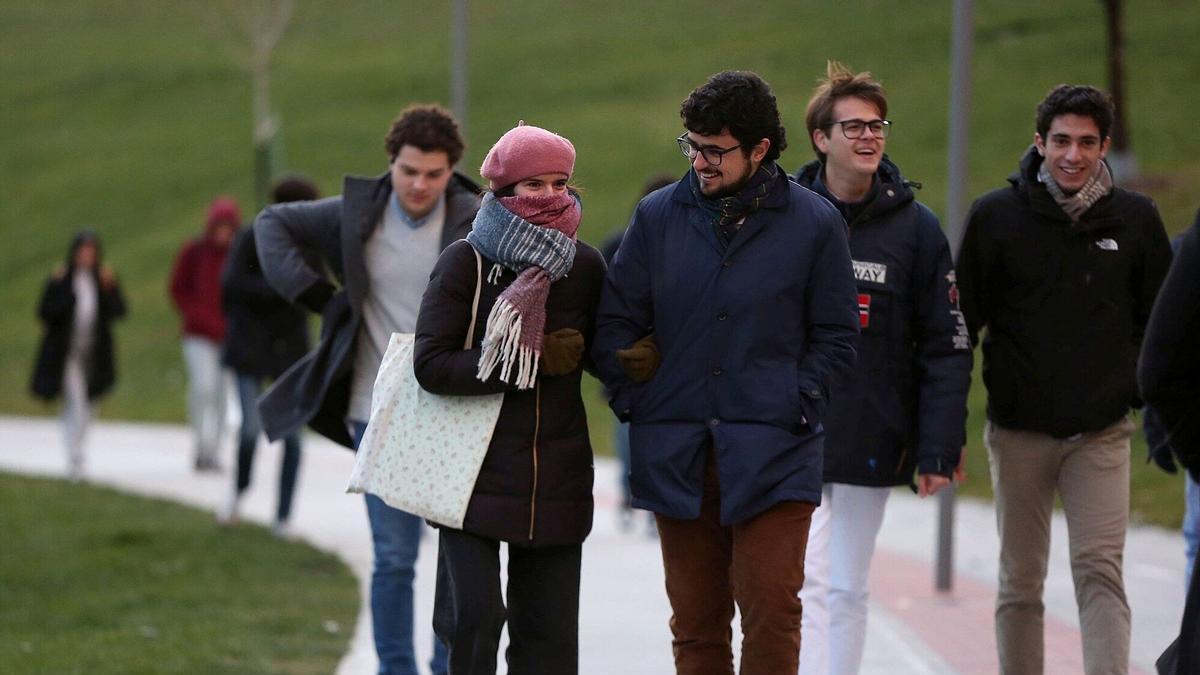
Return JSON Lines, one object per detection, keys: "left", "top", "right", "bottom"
{"left": 480, "top": 122, "right": 576, "bottom": 190}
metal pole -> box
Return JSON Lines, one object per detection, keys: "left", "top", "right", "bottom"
{"left": 450, "top": 0, "right": 469, "bottom": 137}
{"left": 937, "top": 0, "right": 973, "bottom": 594}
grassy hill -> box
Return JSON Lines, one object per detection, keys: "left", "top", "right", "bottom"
{"left": 3, "top": 1, "right": 1197, "bottom": 525}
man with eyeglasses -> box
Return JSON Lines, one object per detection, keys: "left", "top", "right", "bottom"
{"left": 593, "top": 70, "right": 859, "bottom": 674}
{"left": 791, "top": 61, "right": 972, "bottom": 675}
{"left": 956, "top": 85, "right": 1171, "bottom": 674}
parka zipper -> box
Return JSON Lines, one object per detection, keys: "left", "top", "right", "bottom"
{"left": 528, "top": 380, "right": 541, "bottom": 541}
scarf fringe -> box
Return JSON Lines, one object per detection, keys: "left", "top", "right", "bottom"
{"left": 476, "top": 298, "right": 540, "bottom": 390}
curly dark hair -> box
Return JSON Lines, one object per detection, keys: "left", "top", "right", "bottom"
{"left": 1036, "top": 85, "right": 1114, "bottom": 140}
{"left": 680, "top": 71, "right": 787, "bottom": 163}
{"left": 383, "top": 104, "right": 465, "bottom": 165}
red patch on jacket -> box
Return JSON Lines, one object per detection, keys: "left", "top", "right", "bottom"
{"left": 858, "top": 293, "right": 871, "bottom": 328}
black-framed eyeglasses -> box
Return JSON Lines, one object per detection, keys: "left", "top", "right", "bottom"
{"left": 831, "top": 118, "right": 892, "bottom": 140}
{"left": 677, "top": 133, "right": 743, "bottom": 166}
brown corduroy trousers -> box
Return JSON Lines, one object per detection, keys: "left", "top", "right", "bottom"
{"left": 655, "top": 456, "right": 816, "bottom": 675}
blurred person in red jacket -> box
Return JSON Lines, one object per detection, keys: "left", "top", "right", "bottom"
{"left": 170, "top": 196, "right": 240, "bottom": 472}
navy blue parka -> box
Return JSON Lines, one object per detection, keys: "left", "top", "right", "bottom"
{"left": 795, "top": 157, "right": 972, "bottom": 487}
{"left": 592, "top": 166, "right": 859, "bottom": 525}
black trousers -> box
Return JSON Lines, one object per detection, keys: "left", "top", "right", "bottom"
{"left": 433, "top": 528, "right": 581, "bottom": 675}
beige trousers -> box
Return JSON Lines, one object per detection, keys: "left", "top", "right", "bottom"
{"left": 985, "top": 416, "right": 1134, "bottom": 675}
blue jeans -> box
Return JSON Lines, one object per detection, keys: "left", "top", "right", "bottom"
{"left": 235, "top": 373, "right": 301, "bottom": 522}
{"left": 1186, "top": 473, "right": 1199, "bottom": 589}
{"left": 353, "top": 421, "right": 448, "bottom": 675}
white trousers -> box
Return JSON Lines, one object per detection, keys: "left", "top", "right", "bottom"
{"left": 61, "top": 349, "right": 91, "bottom": 474}
{"left": 799, "top": 482, "right": 891, "bottom": 675}
{"left": 181, "top": 336, "right": 228, "bottom": 463}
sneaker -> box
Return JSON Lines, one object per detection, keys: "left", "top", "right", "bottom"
{"left": 272, "top": 520, "right": 294, "bottom": 540}
{"left": 217, "top": 490, "right": 241, "bottom": 526}
{"left": 617, "top": 506, "right": 634, "bottom": 533}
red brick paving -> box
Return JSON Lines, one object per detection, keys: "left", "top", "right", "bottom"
{"left": 870, "top": 549, "right": 1151, "bottom": 675}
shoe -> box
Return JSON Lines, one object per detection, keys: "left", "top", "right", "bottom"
{"left": 272, "top": 520, "right": 294, "bottom": 540}
{"left": 194, "top": 456, "right": 223, "bottom": 474}
{"left": 617, "top": 506, "right": 634, "bottom": 533}
{"left": 67, "top": 463, "right": 85, "bottom": 484}
{"left": 217, "top": 490, "right": 241, "bottom": 526}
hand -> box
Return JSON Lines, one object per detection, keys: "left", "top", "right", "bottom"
{"left": 98, "top": 264, "right": 116, "bottom": 290}
{"left": 541, "top": 328, "right": 584, "bottom": 376}
{"left": 953, "top": 445, "right": 968, "bottom": 483}
{"left": 616, "top": 334, "right": 660, "bottom": 383}
{"left": 918, "top": 473, "right": 952, "bottom": 498}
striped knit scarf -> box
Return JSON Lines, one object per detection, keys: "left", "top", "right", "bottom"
{"left": 1038, "top": 160, "right": 1113, "bottom": 222}
{"left": 466, "top": 191, "right": 581, "bottom": 389}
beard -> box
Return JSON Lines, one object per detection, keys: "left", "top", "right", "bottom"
{"left": 706, "top": 161, "right": 756, "bottom": 199}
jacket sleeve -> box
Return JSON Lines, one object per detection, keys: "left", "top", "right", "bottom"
{"left": 1138, "top": 216, "right": 1200, "bottom": 478}
{"left": 911, "top": 210, "right": 972, "bottom": 476}
{"left": 100, "top": 277, "right": 127, "bottom": 321}
{"left": 168, "top": 243, "right": 195, "bottom": 316}
{"left": 37, "top": 275, "right": 73, "bottom": 323}
{"left": 222, "top": 227, "right": 281, "bottom": 310}
{"left": 578, "top": 246, "right": 607, "bottom": 378}
{"left": 591, "top": 204, "right": 656, "bottom": 421}
{"left": 955, "top": 198, "right": 991, "bottom": 347}
{"left": 254, "top": 196, "right": 343, "bottom": 309}
{"left": 1131, "top": 201, "right": 1174, "bottom": 356}
{"left": 796, "top": 212, "right": 859, "bottom": 428}
{"left": 413, "top": 242, "right": 519, "bottom": 396}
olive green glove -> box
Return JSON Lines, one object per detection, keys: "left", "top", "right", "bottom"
{"left": 541, "top": 328, "right": 585, "bottom": 376}
{"left": 616, "top": 334, "right": 660, "bottom": 383}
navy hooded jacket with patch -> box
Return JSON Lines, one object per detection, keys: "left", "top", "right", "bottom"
{"left": 592, "top": 166, "right": 859, "bottom": 525}
{"left": 795, "top": 157, "right": 972, "bottom": 486}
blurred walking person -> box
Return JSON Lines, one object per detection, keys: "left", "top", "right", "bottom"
{"left": 31, "top": 230, "right": 127, "bottom": 481}
{"left": 217, "top": 176, "right": 319, "bottom": 536}
{"left": 170, "top": 197, "right": 241, "bottom": 472}
{"left": 792, "top": 62, "right": 972, "bottom": 675}
{"left": 416, "top": 122, "right": 604, "bottom": 675}
{"left": 255, "top": 105, "right": 478, "bottom": 675}
{"left": 957, "top": 85, "right": 1172, "bottom": 674}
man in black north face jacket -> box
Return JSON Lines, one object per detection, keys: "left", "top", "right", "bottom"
{"left": 957, "top": 84, "right": 1172, "bottom": 674}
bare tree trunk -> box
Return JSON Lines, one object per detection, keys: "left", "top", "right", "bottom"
{"left": 204, "top": 0, "right": 294, "bottom": 207}
{"left": 1102, "top": 0, "right": 1138, "bottom": 182}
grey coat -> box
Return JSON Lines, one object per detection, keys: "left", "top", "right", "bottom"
{"left": 254, "top": 171, "right": 481, "bottom": 447}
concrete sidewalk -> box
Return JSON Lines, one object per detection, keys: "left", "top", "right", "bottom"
{"left": 0, "top": 416, "right": 1186, "bottom": 673}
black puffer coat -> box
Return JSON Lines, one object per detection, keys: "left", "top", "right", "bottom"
{"left": 414, "top": 239, "right": 606, "bottom": 547}
{"left": 30, "top": 270, "right": 127, "bottom": 400}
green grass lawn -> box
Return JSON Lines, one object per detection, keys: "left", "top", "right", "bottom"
{"left": 2, "top": 1, "right": 1197, "bottom": 527}
{"left": 0, "top": 472, "right": 359, "bottom": 674}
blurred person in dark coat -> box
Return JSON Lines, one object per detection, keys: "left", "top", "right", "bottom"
{"left": 31, "top": 230, "right": 127, "bottom": 481}
{"left": 169, "top": 197, "right": 240, "bottom": 472}
{"left": 1138, "top": 210, "right": 1200, "bottom": 675}
{"left": 216, "top": 176, "right": 318, "bottom": 537}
